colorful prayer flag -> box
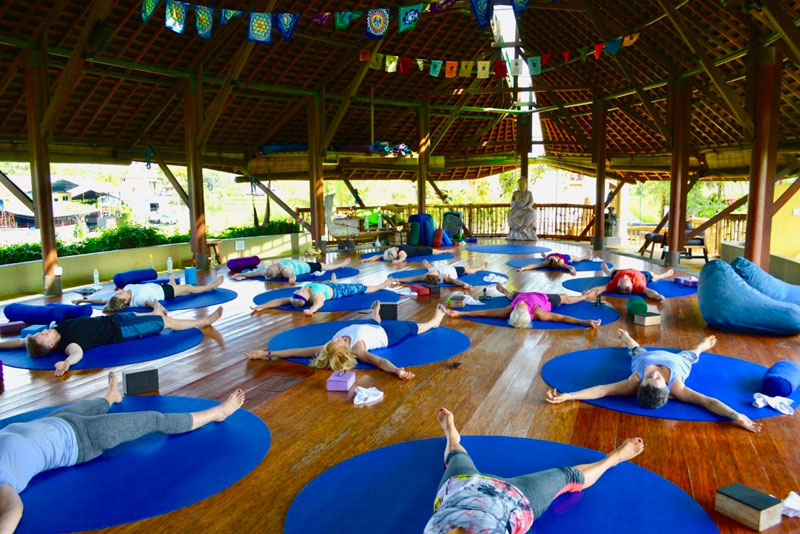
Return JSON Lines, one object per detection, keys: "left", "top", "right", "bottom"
{"left": 509, "top": 58, "right": 523, "bottom": 76}
{"left": 512, "top": 0, "right": 530, "bottom": 13}
{"left": 470, "top": 0, "right": 491, "bottom": 29}
{"left": 219, "top": 9, "right": 241, "bottom": 25}
{"left": 416, "top": 59, "right": 426, "bottom": 71}
{"left": 142, "top": 0, "right": 160, "bottom": 23}
{"left": 195, "top": 5, "right": 213, "bottom": 39}
{"left": 312, "top": 13, "right": 332, "bottom": 26}
{"left": 541, "top": 53, "right": 553, "bottom": 67}
{"left": 335, "top": 11, "right": 362, "bottom": 30}
{"left": 527, "top": 56, "right": 541, "bottom": 75}
{"left": 385, "top": 54, "right": 399, "bottom": 72}
{"left": 431, "top": 0, "right": 457, "bottom": 14}
{"left": 398, "top": 57, "right": 413, "bottom": 75}
{"left": 605, "top": 38, "right": 623, "bottom": 54}
{"left": 366, "top": 9, "right": 390, "bottom": 39}
{"left": 578, "top": 46, "right": 590, "bottom": 61}
{"left": 360, "top": 49, "right": 372, "bottom": 62}
{"left": 445, "top": 61, "right": 458, "bottom": 78}
{"left": 459, "top": 60, "right": 474, "bottom": 77}
{"left": 477, "top": 60, "right": 491, "bottom": 78}
{"left": 493, "top": 60, "right": 507, "bottom": 78}
{"left": 399, "top": 4, "right": 423, "bottom": 33}
{"left": 430, "top": 60, "right": 443, "bottom": 77}
{"left": 165, "top": 0, "right": 187, "bottom": 33}
{"left": 248, "top": 12, "right": 272, "bottom": 43}
{"left": 369, "top": 52, "right": 385, "bottom": 70}
{"left": 623, "top": 32, "right": 640, "bottom": 46}
{"left": 276, "top": 13, "right": 300, "bottom": 42}
{"left": 594, "top": 43, "right": 604, "bottom": 60}
{"left": 562, "top": 50, "right": 571, "bottom": 63}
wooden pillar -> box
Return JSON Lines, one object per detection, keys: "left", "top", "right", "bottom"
{"left": 24, "top": 48, "right": 60, "bottom": 296}
{"left": 592, "top": 99, "right": 607, "bottom": 251}
{"left": 745, "top": 47, "right": 782, "bottom": 269}
{"left": 184, "top": 78, "right": 208, "bottom": 269}
{"left": 307, "top": 96, "right": 324, "bottom": 243}
{"left": 417, "top": 102, "right": 430, "bottom": 214}
{"left": 666, "top": 76, "right": 692, "bottom": 267}
{"left": 518, "top": 113, "right": 530, "bottom": 187}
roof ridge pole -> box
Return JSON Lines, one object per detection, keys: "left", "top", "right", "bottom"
{"left": 665, "top": 74, "right": 692, "bottom": 267}
{"left": 744, "top": 46, "right": 782, "bottom": 269}
{"left": 591, "top": 96, "right": 607, "bottom": 251}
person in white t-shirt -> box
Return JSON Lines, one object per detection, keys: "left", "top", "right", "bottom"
{"left": 244, "top": 302, "right": 448, "bottom": 379}
{"left": 74, "top": 274, "right": 224, "bottom": 312}
{"left": 399, "top": 260, "right": 489, "bottom": 290}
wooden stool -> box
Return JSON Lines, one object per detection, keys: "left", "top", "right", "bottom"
{"left": 191, "top": 239, "right": 222, "bottom": 267}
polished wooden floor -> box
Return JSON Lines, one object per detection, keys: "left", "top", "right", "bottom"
{"left": 2, "top": 240, "right": 799, "bottom": 533}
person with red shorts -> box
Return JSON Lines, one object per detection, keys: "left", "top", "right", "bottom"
{"left": 583, "top": 264, "right": 674, "bottom": 301}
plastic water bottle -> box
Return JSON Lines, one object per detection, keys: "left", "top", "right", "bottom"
{"left": 167, "top": 256, "right": 173, "bottom": 274}
{"left": 93, "top": 269, "right": 99, "bottom": 286}
{"left": 149, "top": 254, "right": 154, "bottom": 270}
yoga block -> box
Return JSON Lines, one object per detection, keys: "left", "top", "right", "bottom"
{"left": 20, "top": 324, "right": 47, "bottom": 337}
{"left": 448, "top": 295, "right": 466, "bottom": 309}
{"left": 409, "top": 285, "right": 429, "bottom": 296}
{"left": 326, "top": 371, "right": 356, "bottom": 392}
{"left": 425, "top": 284, "right": 441, "bottom": 295}
{"left": 634, "top": 312, "right": 661, "bottom": 326}
{"left": 379, "top": 302, "right": 398, "bottom": 321}
{"left": 122, "top": 369, "right": 159, "bottom": 395}
{"left": 184, "top": 267, "right": 197, "bottom": 285}
{"left": 0, "top": 321, "right": 25, "bottom": 336}
{"left": 715, "top": 483, "right": 782, "bottom": 531}
{"left": 675, "top": 276, "right": 699, "bottom": 287}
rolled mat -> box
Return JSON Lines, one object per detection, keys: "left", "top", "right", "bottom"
{"left": 92, "top": 288, "right": 238, "bottom": 313}
{"left": 226, "top": 256, "right": 261, "bottom": 271}
{"left": 457, "top": 297, "right": 619, "bottom": 329}
{"left": 0, "top": 328, "right": 205, "bottom": 370}
{"left": 2, "top": 395, "right": 269, "bottom": 534}
{"left": 253, "top": 288, "right": 400, "bottom": 312}
{"left": 466, "top": 244, "right": 551, "bottom": 255}
{"left": 360, "top": 251, "right": 455, "bottom": 263}
{"left": 113, "top": 268, "right": 158, "bottom": 288}
{"left": 268, "top": 320, "right": 470, "bottom": 369}
{"left": 506, "top": 258, "right": 613, "bottom": 273}
{"left": 562, "top": 276, "right": 698, "bottom": 299}
{"left": 393, "top": 269, "right": 508, "bottom": 287}
{"left": 248, "top": 266, "right": 360, "bottom": 283}
{"left": 285, "top": 436, "right": 718, "bottom": 534}
{"left": 542, "top": 347, "right": 800, "bottom": 421}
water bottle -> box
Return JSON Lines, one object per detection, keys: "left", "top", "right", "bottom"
{"left": 93, "top": 269, "right": 100, "bottom": 286}
{"left": 167, "top": 256, "right": 173, "bottom": 274}
{"left": 149, "top": 254, "right": 154, "bottom": 270}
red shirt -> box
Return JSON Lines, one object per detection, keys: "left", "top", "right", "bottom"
{"left": 607, "top": 269, "right": 647, "bottom": 293}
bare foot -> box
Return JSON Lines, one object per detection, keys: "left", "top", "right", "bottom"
{"left": 696, "top": 335, "right": 717, "bottom": 353}
{"left": 371, "top": 301, "right": 381, "bottom": 323}
{"left": 608, "top": 437, "right": 645, "bottom": 465}
{"left": 340, "top": 258, "right": 352, "bottom": 266}
{"left": 104, "top": 372, "right": 123, "bottom": 405}
{"left": 438, "top": 407, "right": 460, "bottom": 442}
{"left": 587, "top": 319, "right": 601, "bottom": 329}
{"left": 215, "top": 389, "right": 245, "bottom": 422}
{"left": 152, "top": 301, "right": 168, "bottom": 317}
{"left": 664, "top": 269, "right": 674, "bottom": 278}
{"left": 244, "top": 349, "right": 270, "bottom": 360}
{"left": 445, "top": 309, "right": 462, "bottom": 318}
{"left": 205, "top": 307, "right": 223, "bottom": 326}
{"left": 432, "top": 304, "right": 447, "bottom": 326}
{"left": 480, "top": 262, "right": 488, "bottom": 270}
{"left": 617, "top": 328, "right": 633, "bottom": 343}
{"left": 211, "top": 275, "right": 224, "bottom": 289}
{"left": 331, "top": 272, "right": 338, "bottom": 282}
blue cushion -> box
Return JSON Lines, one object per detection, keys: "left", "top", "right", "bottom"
{"left": 440, "top": 230, "right": 453, "bottom": 247}
{"left": 113, "top": 268, "right": 158, "bottom": 288}
{"left": 731, "top": 256, "right": 800, "bottom": 304}
{"left": 762, "top": 361, "right": 800, "bottom": 397}
{"left": 698, "top": 260, "right": 800, "bottom": 335}
{"left": 3, "top": 303, "right": 90, "bottom": 325}
{"left": 44, "top": 303, "right": 93, "bottom": 318}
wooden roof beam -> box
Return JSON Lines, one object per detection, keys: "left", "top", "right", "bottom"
{"left": 430, "top": 76, "right": 487, "bottom": 154}
{"left": 256, "top": 97, "right": 309, "bottom": 147}
{"left": 542, "top": 89, "right": 590, "bottom": 147}
{"left": 0, "top": 168, "right": 34, "bottom": 212}
{"left": 141, "top": 135, "right": 189, "bottom": 207}
{"left": 760, "top": 0, "right": 800, "bottom": 66}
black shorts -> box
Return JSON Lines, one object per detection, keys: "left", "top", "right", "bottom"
{"left": 157, "top": 283, "right": 175, "bottom": 300}
{"left": 399, "top": 245, "right": 432, "bottom": 257}
{"left": 454, "top": 266, "right": 466, "bottom": 277}
{"left": 546, "top": 294, "right": 562, "bottom": 307}
{"left": 307, "top": 262, "right": 323, "bottom": 273}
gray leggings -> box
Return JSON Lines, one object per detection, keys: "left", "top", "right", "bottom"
{"left": 51, "top": 399, "right": 193, "bottom": 464}
{"left": 440, "top": 450, "right": 585, "bottom": 519}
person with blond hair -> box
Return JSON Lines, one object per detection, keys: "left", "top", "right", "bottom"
{"left": 73, "top": 275, "right": 224, "bottom": 313}
{"left": 445, "top": 283, "right": 600, "bottom": 329}
{"left": 232, "top": 257, "right": 351, "bottom": 284}
{"left": 244, "top": 302, "right": 447, "bottom": 379}
{"left": 398, "top": 260, "right": 488, "bottom": 290}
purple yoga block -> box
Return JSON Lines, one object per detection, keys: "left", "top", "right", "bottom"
{"left": 327, "top": 371, "right": 355, "bottom": 391}
{"left": 675, "top": 276, "right": 699, "bottom": 287}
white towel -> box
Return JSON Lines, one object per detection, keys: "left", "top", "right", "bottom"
{"left": 354, "top": 386, "right": 384, "bottom": 405}
{"left": 390, "top": 287, "right": 417, "bottom": 298}
{"left": 482, "top": 273, "right": 508, "bottom": 283}
{"left": 310, "top": 270, "right": 326, "bottom": 277}
{"left": 451, "top": 291, "right": 484, "bottom": 306}
{"left": 752, "top": 392, "right": 795, "bottom": 416}
{"left": 783, "top": 491, "right": 800, "bottom": 517}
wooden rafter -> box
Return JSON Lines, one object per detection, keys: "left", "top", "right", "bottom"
{"left": 760, "top": 0, "right": 800, "bottom": 66}
{"left": 772, "top": 155, "right": 800, "bottom": 215}
{"left": 142, "top": 135, "right": 189, "bottom": 207}
{"left": 0, "top": 168, "right": 34, "bottom": 212}
{"left": 256, "top": 97, "right": 309, "bottom": 147}
{"left": 543, "top": 89, "right": 590, "bottom": 147}
{"left": 343, "top": 177, "right": 366, "bottom": 208}
{"left": 579, "top": 179, "right": 626, "bottom": 237}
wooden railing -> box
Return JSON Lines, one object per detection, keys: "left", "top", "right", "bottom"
{"left": 296, "top": 203, "right": 596, "bottom": 241}
{"left": 627, "top": 214, "right": 748, "bottom": 258}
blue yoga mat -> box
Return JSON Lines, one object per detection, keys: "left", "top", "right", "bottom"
{"left": 91, "top": 288, "right": 238, "bottom": 313}
{"left": 253, "top": 288, "right": 400, "bottom": 312}
{"left": 507, "top": 258, "right": 613, "bottom": 273}
{"left": 268, "top": 320, "right": 470, "bottom": 369}
{"left": 393, "top": 269, "right": 508, "bottom": 287}
{"left": 360, "top": 251, "right": 455, "bottom": 263}
{"left": 458, "top": 297, "right": 619, "bottom": 329}
{"left": 2, "top": 395, "right": 269, "bottom": 534}
{"left": 542, "top": 347, "right": 800, "bottom": 421}
{"left": 0, "top": 328, "right": 205, "bottom": 371}
{"left": 248, "top": 266, "right": 360, "bottom": 283}
{"left": 562, "top": 276, "right": 698, "bottom": 299}
{"left": 466, "top": 244, "right": 551, "bottom": 255}
{"left": 285, "top": 436, "right": 717, "bottom": 534}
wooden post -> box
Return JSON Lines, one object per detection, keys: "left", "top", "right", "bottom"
{"left": 184, "top": 78, "right": 208, "bottom": 269}
{"left": 745, "top": 47, "right": 782, "bottom": 269}
{"left": 518, "top": 113, "right": 530, "bottom": 189}
{"left": 307, "top": 96, "right": 324, "bottom": 242}
{"left": 592, "top": 99, "right": 607, "bottom": 251}
{"left": 666, "top": 76, "right": 692, "bottom": 267}
{"left": 24, "top": 48, "right": 60, "bottom": 296}
{"left": 417, "top": 101, "right": 430, "bottom": 214}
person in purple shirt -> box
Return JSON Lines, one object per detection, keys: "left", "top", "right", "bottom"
{"left": 515, "top": 250, "right": 595, "bottom": 276}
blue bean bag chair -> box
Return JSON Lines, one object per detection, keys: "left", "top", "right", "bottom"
{"left": 698, "top": 259, "right": 800, "bottom": 335}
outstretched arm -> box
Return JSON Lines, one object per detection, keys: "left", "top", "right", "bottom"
{"left": 546, "top": 376, "right": 638, "bottom": 403}
{"left": 356, "top": 348, "right": 415, "bottom": 379}
{"left": 362, "top": 255, "right": 382, "bottom": 263}
{"left": 54, "top": 343, "right": 83, "bottom": 377}
{"left": 245, "top": 344, "right": 324, "bottom": 360}
{"left": 304, "top": 294, "right": 326, "bottom": 316}
{"left": 281, "top": 267, "right": 297, "bottom": 284}
{"left": 672, "top": 383, "right": 762, "bottom": 433}
{"left": 71, "top": 297, "right": 107, "bottom": 304}
{"left": 447, "top": 305, "right": 513, "bottom": 318}
{"left": 401, "top": 274, "right": 427, "bottom": 283}
{"left": 643, "top": 288, "right": 665, "bottom": 302}
{"left": 0, "top": 484, "right": 23, "bottom": 534}
{"left": 0, "top": 338, "right": 26, "bottom": 349}
{"left": 444, "top": 276, "right": 470, "bottom": 289}
{"left": 391, "top": 251, "right": 408, "bottom": 264}
{"left": 251, "top": 297, "right": 292, "bottom": 314}
{"left": 517, "top": 262, "right": 545, "bottom": 273}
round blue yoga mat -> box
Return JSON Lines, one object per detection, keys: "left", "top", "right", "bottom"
{"left": 253, "top": 288, "right": 401, "bottom": 312}
{"left": 466, "top": 244, "right": 551, "bottom": 255}
{"left": 2, "top": 395, "right": 269, "bottom": 534}
{"left": 360, "top": 251, "right": 455, "bottom": 263}
{"left": 248, "top": 266, "right": 360, "bottom": 283}
{"left": 393, "top": 269, "right": 508, "bottom": 286}
{"left": 284, "top": 436, "right": 718, "bottom": 534}
{"left": 507, "top": 258, "right": 613, "bottom": 273}
{"left": 562, "top": 276, "right": 698, "bottom": 299}
{"left": 457, "top": 297, "right": 619, "bottom": 329}
{"left": 268, "top": 320, "right": 470, "bottom": 369}
{"left": 91, "top": 288, "right": 238, "bottom": 313}
{"left": 0, "top": 328, "right": 205, "bottom": 371}
{"left": 542, "top": 347, "right": 800, "bottom": 421}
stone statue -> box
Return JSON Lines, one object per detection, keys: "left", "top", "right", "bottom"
{"left": 507, "top": 176, "right": 538, "bottom": 241}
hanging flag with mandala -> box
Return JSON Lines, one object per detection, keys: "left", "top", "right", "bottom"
{"left": 195, "top": 5, "right": 213, "bottom": 39}
{"left": 336, "top": 11, "right": 363, "bottom": 30}
{"left": 365, "top": 9, "right": 390, "bottom": 39}
{"left": 512, "top": 0, "right": 530, "bottom": 13}
{"left": 398, "top": 4, "right": 423, "bottom": 33}
{"left": 220, "top": 9, "right": 242, "bottom": 25}
{"left": 470, "top": 0, "right": 491, "bottom": 29}
{"left": 248, "top": 12, "right": 272, "bottom": 43}
{"left": 165, "top": 0, "right": 187, "bottom": 33}
{"left": 276, "top": 13, "right": 300, "bottom": 41}
{"left": 142, "top": 0, "right": 161, "bottom": 23}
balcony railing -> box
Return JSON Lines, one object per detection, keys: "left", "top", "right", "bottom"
{"left": 627, "top": 214, "right": 747, "bottom": 258}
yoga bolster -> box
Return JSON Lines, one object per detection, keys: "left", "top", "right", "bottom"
{"left": 761, "top": 361, "right": 800, "bottom": 397}
{"left": 440, "top": 230, "right": 453, "bottom": 247}
{"left": 422, "top": 216, "right": 435, "bottom": 246}
{"left": 409, "top": 284, "right": 429, "bottom": 296}
{"left": 409, "top": 222, "right": 421, "bottom": 246}
{"left": 226, "top": 256, "right": 261, "bottom": 272}
{"left": 432, "top": 229, "right": 443, "bottom": 248}
{"left": 44, "top": 303, "right": 93, "bottom": 319}
{"left": 626, "top": 297, "right": 647, "bottom": 316}
{"left": 4, "top": 303, "right": 89, "bottom": 325}
{"left": 113, "top": 268, "right": 158, "bottom": 289}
